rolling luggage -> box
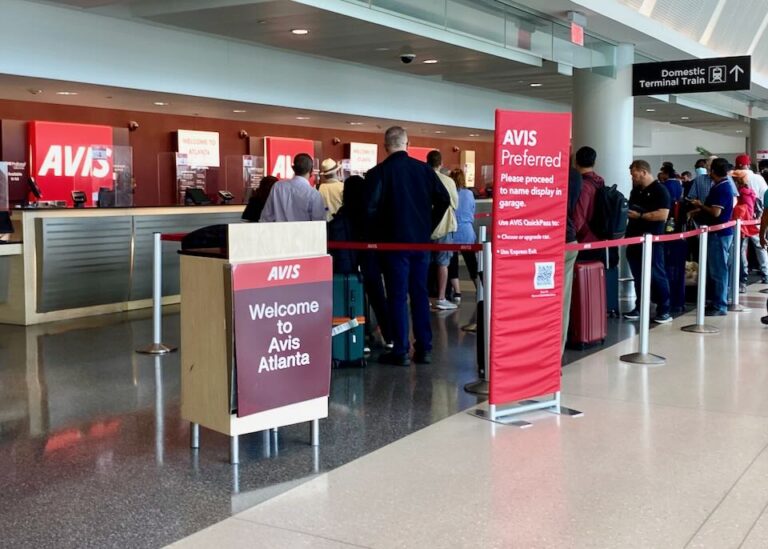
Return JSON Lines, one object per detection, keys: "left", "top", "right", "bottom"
{"left": 606, "top": 265, "right": 620, "bottom": 318}
{"left": 332, "top": 273, "right": 366, "bottom": 368}
{"left": 568, "top": 261, "right": 607, "bottom": 349}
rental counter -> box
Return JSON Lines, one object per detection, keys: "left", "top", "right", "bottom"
{"left": 0, "top": 206, "right": 244, "bottom": 325}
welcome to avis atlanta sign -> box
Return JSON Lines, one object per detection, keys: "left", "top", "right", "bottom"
{"left": 29, "top": 121, "right": 113, "bottom": 206}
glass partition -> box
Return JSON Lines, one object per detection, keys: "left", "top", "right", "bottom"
{"left": 173, "top": 153, "right": 219, "bottom": 205}
{"left": 0, "top": 162, "right": 8, "bottom": 212}
{"left": 70, "top": 145, "right": 134, "bottom": 208}
{"left": 224, "top": 155, "right": 264, "bottom": 202}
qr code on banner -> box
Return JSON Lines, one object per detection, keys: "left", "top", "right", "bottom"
{"left": 534, "top": 262, "right": 556, "bottom": 290}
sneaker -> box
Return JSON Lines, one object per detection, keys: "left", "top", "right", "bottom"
{"left": 623, "top": 309, "right": 640, "bottom": 320}
{"left": 385, "top": 342, "right": 394, "bottom": 350}
{"left": 762, "top": 278, "right": 768, "bottom": 284}
{"left": 761, "top": 315, "right": 768, "bottom": 325}
{"left": 461, "top": 322, "right": 477, "bottom": 333}
{"left": 653, "top": 313, "right": 672, "bottom": 324}
{"left": 378, "top": 352, "right": 410, "bottom": 366}
{"left": 435, "top": 299, "right": 458, "bottom": 310}
{"left": 452, "top": 293, "right": 462, "bottom": 305}
{"left": 413, "top": 351, "right": 432, "bottom": 364}
{"left": 740, "top": 284, "right": 747, "bottom": 294}
{"left": 705, "top": 308, "right": 727, "bottom": 317}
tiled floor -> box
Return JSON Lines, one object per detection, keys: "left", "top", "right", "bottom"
{"left": 172, "top": 286, "right": 768, "bottom": 549}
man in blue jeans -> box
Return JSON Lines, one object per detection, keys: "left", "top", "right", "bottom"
{"left": 623, "top": 160, "right": 672, "bottom": 324}
{"left": 690, "top": 157, "right": 734, "bottom": 316}
{"left": 365, "top": 127, "right": 450, "bottom": 365}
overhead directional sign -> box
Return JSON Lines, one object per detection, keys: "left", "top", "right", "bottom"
{"left": 633, "top": 55, "right": 750, "bottom": 96}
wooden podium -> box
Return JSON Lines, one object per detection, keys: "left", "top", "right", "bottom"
{"left": 179, "top": 222, "right": 330, "bottom": 463}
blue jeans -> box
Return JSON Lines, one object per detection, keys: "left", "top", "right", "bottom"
{"left": 382, "top": 251, "right": 431, "bottom": 356}
{"left": 707, "top": 233, "right": 733, "bottom": 313}
{"left": 626, "top": 241, "right": 670, "bottom": 316}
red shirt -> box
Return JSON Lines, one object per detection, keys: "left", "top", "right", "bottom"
{"left": 733, "top": 186, "right": 757, "bottom": 237}
{"left": 572, "top": 171, "right": 605, "bottom": 242}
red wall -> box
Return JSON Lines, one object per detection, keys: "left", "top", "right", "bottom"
{"left": 0, "top": 99, "right": 493, "bottom": 206}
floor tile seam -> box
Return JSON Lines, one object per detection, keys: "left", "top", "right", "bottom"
{"left": 737, "top": 489, "right": 768, "bottom": 549}
{"left": 230, "top": 516, "right": 372, "bottom": 548}
{"left": 684, "top": 438, "right": 768, "bottom": 549}
{"left": 559, "top": 390, "right": 768, "bottom": 420}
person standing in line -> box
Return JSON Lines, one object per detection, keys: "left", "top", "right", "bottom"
{"left": 561, "top": 161, "right": 582, "bottom": 356}
{"left": 689, "top": 158, "right": 735, "bottom": 316}
{"left": 317, "top": 158, "right": 345, "bottom": 221}
{"left": 658, "top": 164, "right": 686, "bottom": 313}
{"left": 571, "top": 146, "right": 606, "bottom": 263}
{"left": 259, "top": 154, "right": 326, "bottom": 222}
{"left": 447, "top": 168, "right": 478, "bottom": 295}
{"left": 623, "top": 160, "right": 672, "bottom": 324}
{"left": 365, "top": 127, "right": 450, "bottom": 366}
{"left": 734, "top": 154, "right": 768, "bottom": 284}
{"left": 730, "top": 171, "right": 766, "bottom": 292}
{"left": 241, "top": 175, "right": 278, "bottom": 222}
{"left": 426, "top": 150, "right": 459, "bottom": 311}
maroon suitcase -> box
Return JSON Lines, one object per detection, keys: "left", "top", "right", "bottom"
{"left": 568, "top": 261, "right": 607, "bottom": 348}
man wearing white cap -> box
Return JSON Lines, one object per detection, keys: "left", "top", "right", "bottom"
{"left": 318, "top": 158, "right": 344, "bottom": 221}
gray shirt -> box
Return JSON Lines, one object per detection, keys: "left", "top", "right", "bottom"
{"left": 259, "top": 175, "right": 326, "bottom": 222}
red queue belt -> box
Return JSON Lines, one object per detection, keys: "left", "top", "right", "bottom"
{"left": 327, "top": 241, "right": 482, "bottom": 252}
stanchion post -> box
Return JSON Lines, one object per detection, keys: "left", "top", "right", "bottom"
{"left": 464, "top": 227, "right": 489, "bottom": 395}
{"left": 682, "top": 228, "right": 720, "bottom": 333}
{"left": 620, "top": 234, "right": 665, "bottom": 365}
{"left": 729, "top": 219, "right": 749, "bottom": 312}
{"left": 136, "top": 232, "right": 177, "bottom": 355}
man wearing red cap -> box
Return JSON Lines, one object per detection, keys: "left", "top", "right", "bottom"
{"left": 734, "top": 154, "right": 768, "bottom": 284}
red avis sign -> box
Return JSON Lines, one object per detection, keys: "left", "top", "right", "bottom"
{"left": 264, "top": 137, "right": 315, "bottom": 184}
{"left": 490, "top": 110, "right": 571, "bottom": 404}
{"left": 232, "top": 255, "right": 332, "bottom": 417}
{"left": 29, "top": 121, "right": 113, "bottom": 206}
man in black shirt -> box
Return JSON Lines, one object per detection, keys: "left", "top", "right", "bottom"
{"left": 623, "top": 160, "right": 672, "bottom": 324}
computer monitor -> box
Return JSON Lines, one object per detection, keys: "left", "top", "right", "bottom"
{"left": 98, "top": 187, "right": 115, "bottom": 208}
{"left": 185, "top": 188, "right": 211, "bottom": 205}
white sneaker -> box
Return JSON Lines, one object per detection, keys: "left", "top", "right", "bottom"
{"left": 452, "top": 294, "right": 462, "bottom": 305}
{"left": 435, "top": 299, "right": 458, "bottom": 310}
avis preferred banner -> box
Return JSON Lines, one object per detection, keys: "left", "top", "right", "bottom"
{"left": 490, "top": 110, "right": 571, "bottom": 404}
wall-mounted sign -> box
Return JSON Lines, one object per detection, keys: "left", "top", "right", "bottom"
{"left": 264, "top": 137, "right": 315, "bottom": 181}
{"left": 570, "top": 22, "right": 584, "bottom": 46}
{"left": 231, "top": 255, "right": 332, "bottom": 417}
{"left": 177, "top": 129, "right": 220, "bottom": 167}
{"left": 633, "top": 55, "right": 751, "bottom": 96}
{"left": 490, "top": 110, "right": 570, "bottom": 404}
{"left": 461, "top": 150, "right": 476, "bottom": 188}
{"left": 409, "top": 146, "right": 434, "bottom": 162}
{"left": 29, "top": 121, "right": 113, "bottom": 206}
{"left": 757, "top": 150, "right": 768, "bottom": 161}
{"left": 347, "top": 142, "right": 378, "bottom": 174}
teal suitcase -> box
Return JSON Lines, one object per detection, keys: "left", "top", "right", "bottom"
{"left": 332, "top": 273, "right": 366, "bottom": 368}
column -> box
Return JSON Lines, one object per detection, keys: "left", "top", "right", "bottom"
{"left": 572, "top": 43, "right": 634, "bottom": 197}
{"left": 751, "top": 118, "right": 768, "bottom": 164}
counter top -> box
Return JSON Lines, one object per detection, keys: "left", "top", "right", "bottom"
{"left": 13, "top": 205, "right": 244, "bottom": 219}
{"left": 0, "top": 243, "right": 22, "bottom": 256}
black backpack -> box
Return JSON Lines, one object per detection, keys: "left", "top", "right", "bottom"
{"left": 589, "top": 184, "right": 628, "bottom": 240}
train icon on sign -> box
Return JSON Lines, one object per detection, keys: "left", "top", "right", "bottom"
{"left": 709, "top": 65, "right": 727, "bottom": 84}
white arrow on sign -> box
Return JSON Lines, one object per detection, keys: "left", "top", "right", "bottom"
{"left": 730, "top": 65, "right": 744, "bottom": 81}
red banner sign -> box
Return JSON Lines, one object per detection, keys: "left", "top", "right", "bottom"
{"left": 264, "top": 137, "right": 315, "bottom": 183}
{"left": 29, "top": 121, "right": 113, "bottom": 206}
{"left": 490, "top": 110, "right": 571, "bottom": 404}
{"left": 408, "top": 146, "right": 433, "bottom": 162}
{"left": 231, "top": 256, "right": 332, "bottom": 417}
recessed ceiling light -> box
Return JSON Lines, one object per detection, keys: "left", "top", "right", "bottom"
{"left": 530, "top": 83, "right": 543, "bottom": 87}
{"left": 347, "top": 122, "right": 364, "bottom": 126}
{"left": 736, "top": 130, "right": 744, "bottom": 133}
{"left": 681, "top": 116, "right": 690, "bottom": 120}
{"left": 646, "top": 108, "right": 656, "bottom": 112}
{"left": 154, "top": 101, "right": 168, "bottom": 106}
{"left": 296, "top": 116, "right": 311, "bottom": 120}
{"left": 375, "top": 47, "right": 391, "bottom": 52}
{"left": 56, "top": 91, "right": 78, "bottom": 96}
{"left": 423, "top": 59, "right": 439, "bottom": 64}
{"left": 27, "top": 88, "right": 43, "bottom": 95}
{"left": 291, "top": 29, "right": 309, "bottom": 35}
{"left": 434, "top": 130, "right": 446, "bottom": 134}
{"left": 232, "top": 109, "right": 247, "bottom": 113}
{"left": 469, "top": 133, "right": 480, "bottom": 137}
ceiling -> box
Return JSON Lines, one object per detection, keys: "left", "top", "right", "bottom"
{"left": 0, "top": 74, "right": 495, "bottom": 141}
{"left": 23, "top": 0, "right": 754, "bottom": 137}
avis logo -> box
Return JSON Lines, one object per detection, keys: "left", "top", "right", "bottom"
{"left": 267, "top": 264, "right": 300, "bottom": 281}
{"left": 271, "top": 154, "right": 295, "bottom": 179}
{"left": 37, "top": 146, "right": 113, "bottom": 178}
{"left": 502, "top": 129, "right": 537, "bottom": 147}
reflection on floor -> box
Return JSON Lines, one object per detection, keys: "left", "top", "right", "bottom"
{"left": 174, "top": 285, "right": 768, "bottom": 548}
{"left": 0, "top": 283, "right": 726, "bottom": 548}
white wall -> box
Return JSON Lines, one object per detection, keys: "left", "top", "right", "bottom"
{"left": 0, "top": 0, "right": 566, "bottom": 130}
{"left": 634, "top": 120, "right": 746, "bottom": 156}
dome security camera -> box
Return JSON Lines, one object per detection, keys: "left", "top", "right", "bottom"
{"left": 399, "top": 47, "right": 416, "bottom": 64}
{"left": 127, "top": 121, "right": 139, "bottom": 131}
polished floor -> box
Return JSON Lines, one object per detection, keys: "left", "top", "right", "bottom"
{"left": 172, "top": 286, "right": 768, "bottom": 549}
